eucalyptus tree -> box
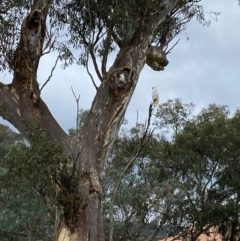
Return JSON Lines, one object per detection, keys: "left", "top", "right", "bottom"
{"left": 154, "top": 98, "right": 195, "bottom": 137}
{"left": 0, "top": 124, "right": 21, "bottom": 160}
{"left": 0, "top": 0, "right": 216, "bottom": 240}
{"left": 160, "top": 103, "right": 240, "bottom": 241}
{"left": 0, "top": 124, "right": 55, "bottom": 241}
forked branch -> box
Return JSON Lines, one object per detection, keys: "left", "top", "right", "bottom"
{"left": 85, "top": 0, "right": 98, "bottom": 89}
{"left": 40, "top": 55, "right": 60, "bottom": 92}
{"left": 71, "top": 86, "right": 80, "bottom": 132}
{"left": 86, "top": 47, "right": 98, "bottom": 90}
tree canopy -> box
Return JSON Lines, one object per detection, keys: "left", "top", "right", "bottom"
{"left": 0, "top": 0, "right": 218, "bottom": 74}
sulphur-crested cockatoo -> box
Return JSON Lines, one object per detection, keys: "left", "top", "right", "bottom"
{"left": 152, "top": 86, "right": 159, "bottom": 107}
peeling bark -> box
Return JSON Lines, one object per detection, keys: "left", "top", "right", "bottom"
{"left": 0, "top": 82, "right": 66, "bottom": 141}
{"left": 0, "top": 0, "right": 179, "bottom": 241}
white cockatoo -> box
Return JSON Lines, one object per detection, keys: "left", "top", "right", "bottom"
{"left": 152, "top": 86, "right": 159, "bottom": 107}
{"left": 118, "top": 73, "right": 125, "bottom": 82}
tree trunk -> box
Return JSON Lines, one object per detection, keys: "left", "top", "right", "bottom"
{"left": 0, "top": 0, "right": 178, "bottom": 240}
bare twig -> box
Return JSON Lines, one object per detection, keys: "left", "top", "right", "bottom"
{"left": 89, "top": 47, "right": 103, "bottom": 81}
{"left": 109, "top": 103, "right": 154, "bottom": 241}
{"left": 71, "top": 86, "right": 80, "bottom": 132}
{"left": 85, "top": 0, "right": 98, "bottom": 89}
{"left": 42, "top": 29, "right": 57, "bottom": 55}
{"left": 93, "top": 24, "right": 105, "bottom": 45}
{"left": 40, "top": 56, "right": 60, "bottom": 92}
{"left": 165, "top": 38, "right": 180, "bottom": 55}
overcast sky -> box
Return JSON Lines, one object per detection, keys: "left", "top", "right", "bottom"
{"left": 1, "top": 0, "right": 240, "bottom": 132}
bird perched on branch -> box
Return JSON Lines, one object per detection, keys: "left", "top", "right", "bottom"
{"left": 152, "top": 86, "right": 159, "bottom": 107}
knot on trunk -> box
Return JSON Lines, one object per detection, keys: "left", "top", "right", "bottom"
{"left": 26, "top": 10, "right": 45, "bottom": 53}
{"left": 109, "top": 67, "right": 134, "bottom": 96}
{"left": 146, "top": 46, "right": 169, "bottom": 71}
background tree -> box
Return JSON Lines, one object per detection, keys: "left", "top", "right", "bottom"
{"left": 154, "top": 101, "right": 240, "bottom": 241}
{"left": 0, "top": 0, "right": 218, "bottom": 240}
{"left": 0, "top": 124, "right": 58, "bottom": 241}
{"left": 154, "top": 98, "right": 195, "bottom": 137}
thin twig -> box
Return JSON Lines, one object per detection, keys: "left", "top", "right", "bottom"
{"left": 86, "top": 0, "right": 98, "bottom": 89}
{"left": 93, "top": 24, "right": 104, "bottom": 46}
{"left": 40, "top": 56, "right": 60, "bottom": 92}
{"left": 89, "top": 47, "right": 103, "bottom": 81}
{"left": 42, "top": 28, "right": 57, "bottom": 55}
{"left": 165, "top": 38, "right": 180, "bottom": 55}
{"left": 86, "top": 48, "right": 98, "bottom": 90}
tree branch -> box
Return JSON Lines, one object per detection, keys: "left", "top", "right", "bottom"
{"left": 85, "top": 0, "right": 98, "bottom": 89}
{"left": 9, "top": 0, "right": 54, "bottom": 108}
{"left": 86, "top": 47, "right": 98, "bottom": 90}
{"left": 165, "top": 38, "right": 180, "bottom": 55}
{"left": 110, "top": 30, "right": 123, "bottom": 48}
{"left": 71, "top": 86, "right": 80, "bottom": 132}
{"left": 101, "top": 25, "right": 112, "bottom": 77}
{"left": 42, "top": 28, "right": 59, "bottom": 56}
{"left": 89, "top": 47, "right": 103, "bottom": 81}
{"left": 40, "top": 55, "right": 60, "bottom": 92}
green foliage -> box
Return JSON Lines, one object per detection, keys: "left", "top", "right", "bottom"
{"left": 157, "top": 101, "right": 240, "bottom": 240}
{"left": 0, "top": 0, "right": 218, "bottom": 72}
{"left": 0, "top": 122, "right": 78, "bottom": 240}
{"left": 103, "top": 99, "right": 240, "bottom": 241}
{"left": 103, "top": 122, "right": 180, "bottom": 240}
{"left": 154, "top": 98, "right": 195, "bottom": 136}
{"left": 5, "top": 122, "right": 63, "bottom": 198}
{"left": 0, "top": 124, "right": 22, "bottom": 159}
{"left": 0, "top": 121, "right": 91, "bottom": 240}
{"left": 0, "top": 123, "right": 56, "bottom": 241}
{"left": 2, "top": 99, "right": 240, "bottom": 240}
{"left": 0, "top": 121, "right": 95, "bottom": 241}
{"left": 0, "top": 0, "right": 30, "bottom": 72}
